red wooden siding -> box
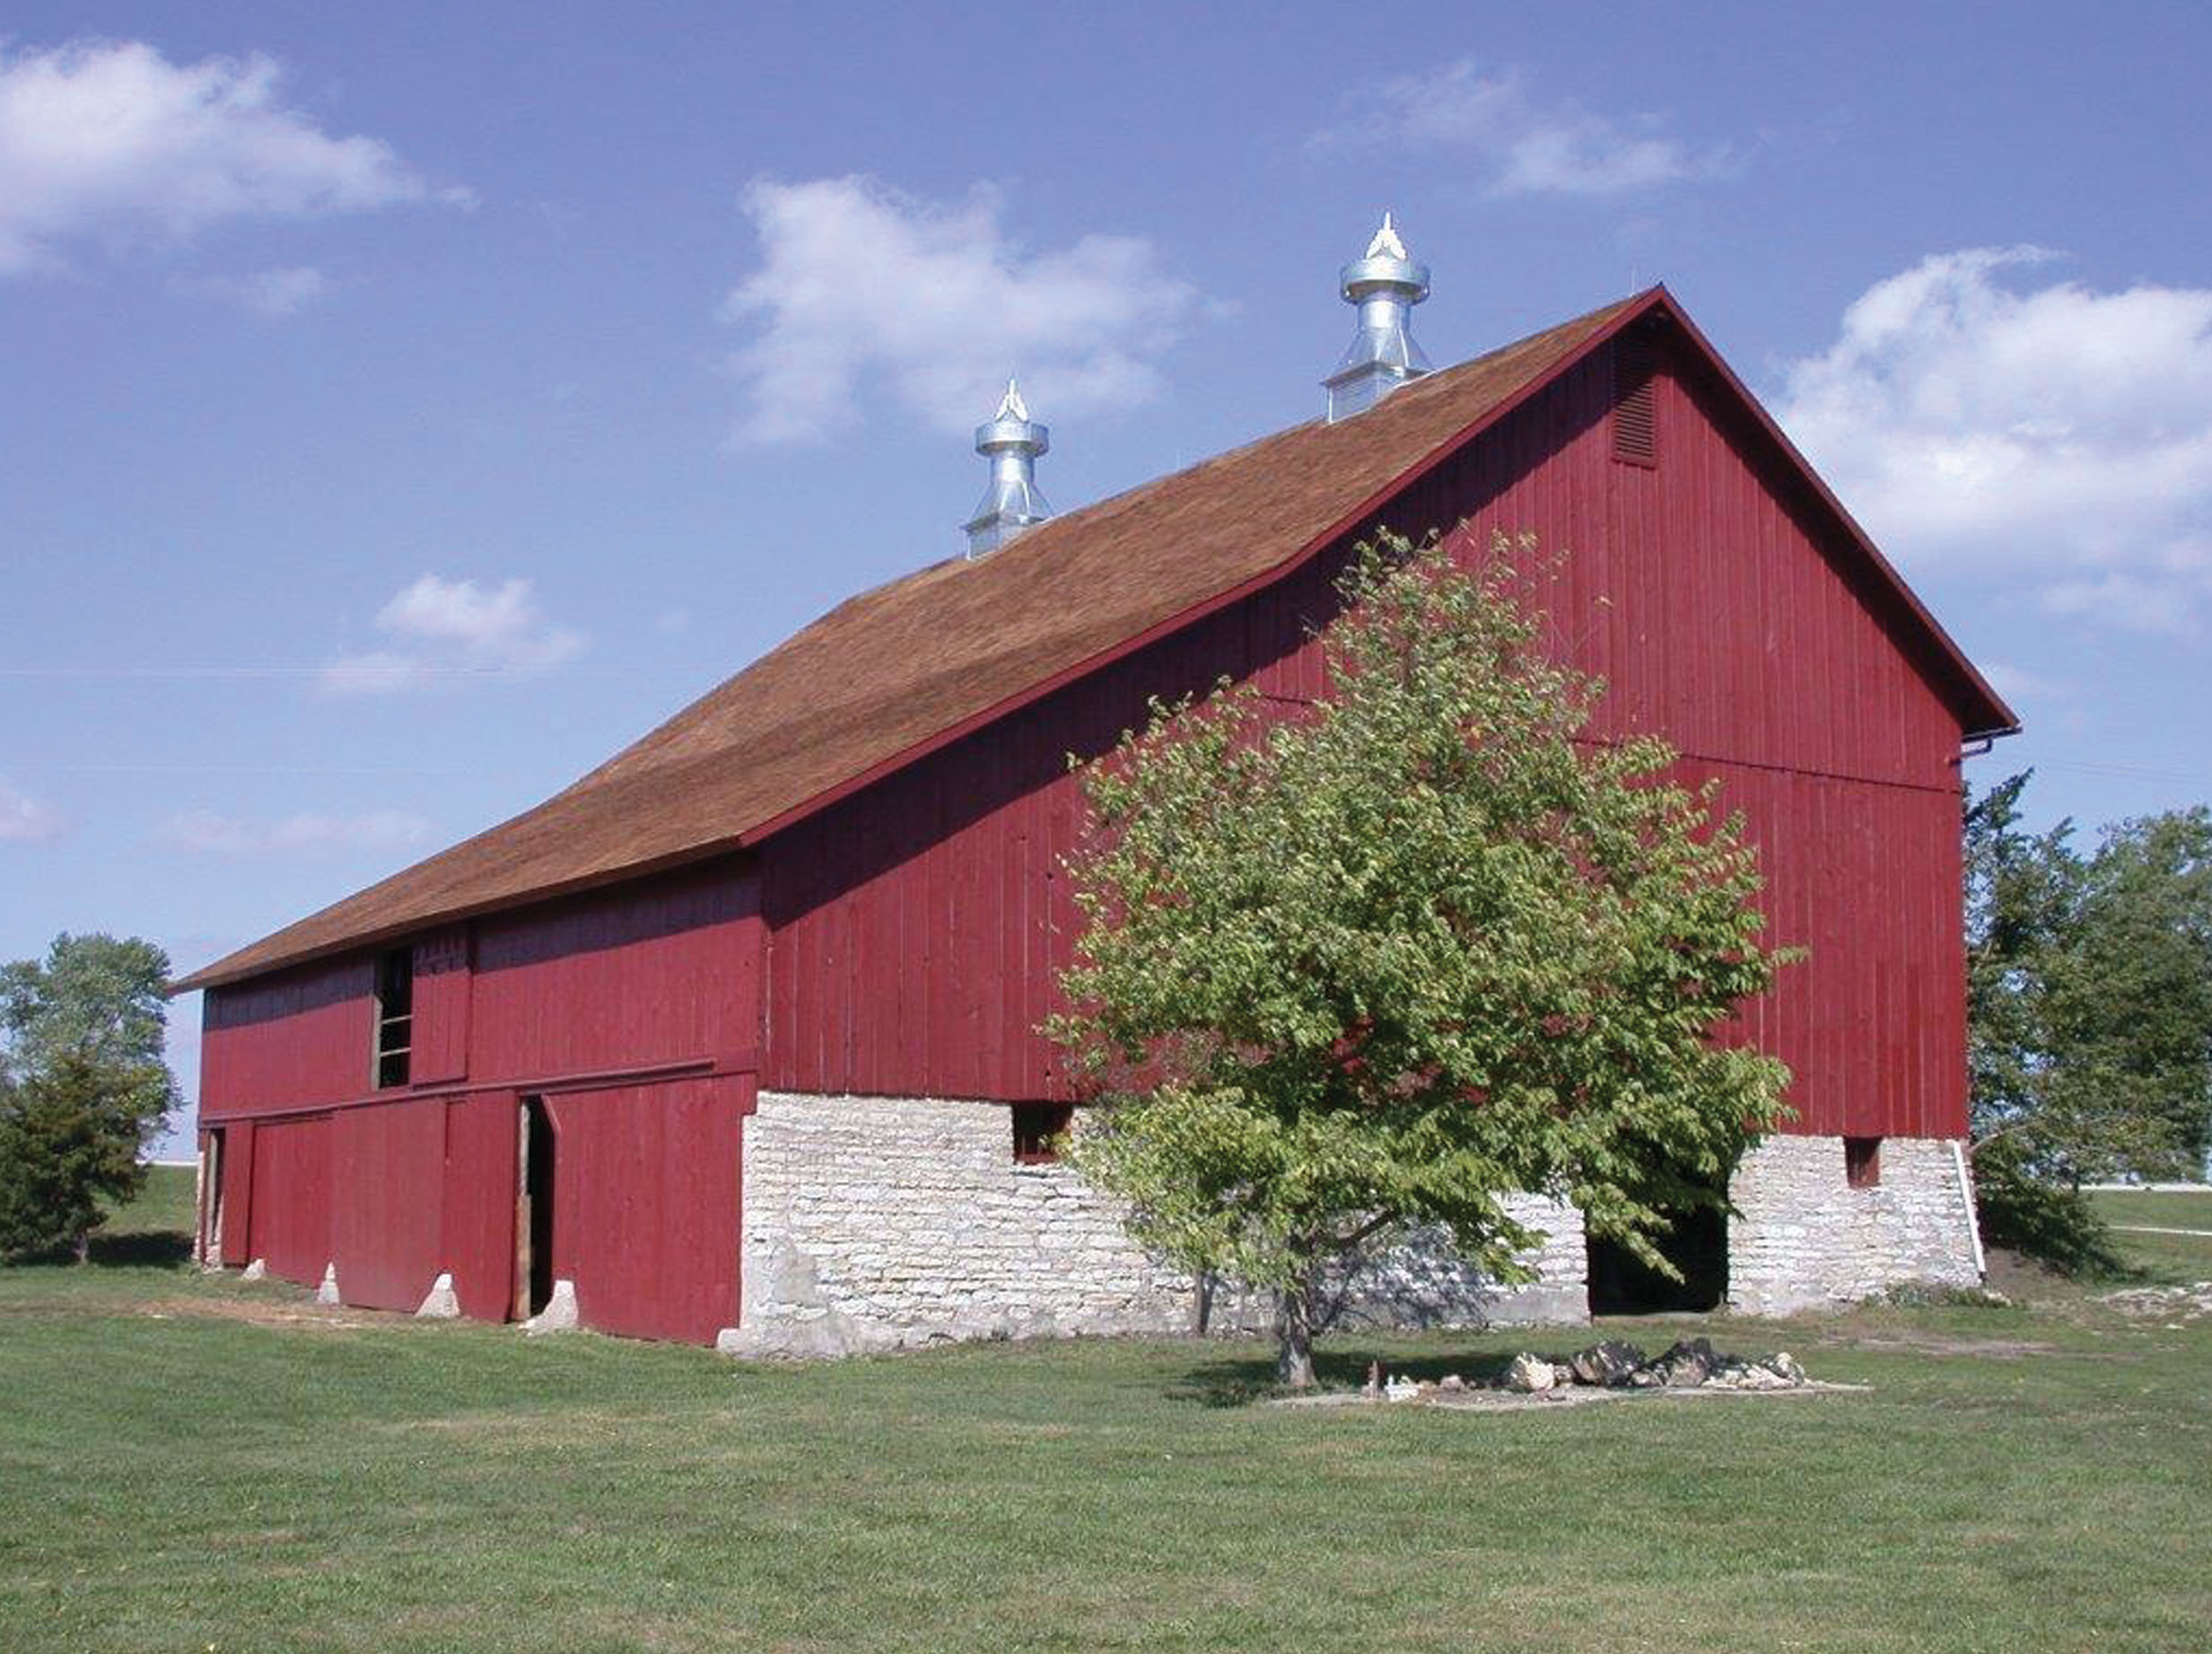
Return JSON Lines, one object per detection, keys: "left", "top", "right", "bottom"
{"left": 195, "top": 860, "right": 760, "bottom": 1338}
{"left": 212, "top": 1119, "right": 255, "bottom": 1266}
{"left": 761, "top": 329, "right": 1972, "bottom": 1137}
{"left": 543, "top": 1076, "right": 746, "bottom": 1343}
{"left": 247, "top": 1114, "right": 332, "bottom": 1286}
{"left": 330, "top": 1096, "right": 447, "bottom": 1310}
{"left": 442, "top": 1091, "right": 520, "bottom": 1322}
{"left": 411, "top": 928, "right": 471, "bottom": 1084}
{"left": 469, "top": 862, "right": 759, "bottom": 1083}
{"left": 201, "top": 958, "right": 373, "bottom": 1117}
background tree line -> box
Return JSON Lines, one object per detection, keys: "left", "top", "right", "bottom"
{"left": 1966, "top": 775, "right": 2212, "bottom": 1268}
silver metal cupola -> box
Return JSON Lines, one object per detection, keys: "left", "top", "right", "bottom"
{"left": 1323, "top": 213, "right": 1431, "bottom": 421}
{"left": 963, "top": 378, "right": 1052, "bottom": 557}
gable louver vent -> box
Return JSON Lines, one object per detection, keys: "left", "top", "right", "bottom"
{"left": 1613, "top": 336, "right": 1657, "bottom": 467}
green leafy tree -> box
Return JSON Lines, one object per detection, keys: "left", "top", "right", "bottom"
{"left": 1053, "top": 533, "right": 1793, "bottom": 1386}
{"left": 1963, "top": 776, "right": 2212, "bottom": 1272}
{"left": 0, "top": 933, "right": 179, "bottom": 1262}
{"left": 0, "top": 1055, "right": 169, "bottom": 1262}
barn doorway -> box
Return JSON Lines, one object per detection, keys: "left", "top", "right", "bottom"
{"left": 201, "top": 1127, "right": 226, "bottom": 1264}
{"left": 1586, "top": 1169, "right": 1730, "bottom": 1316}
{"left": 516, "top": 1098, "right": 558, "bottom": 1319}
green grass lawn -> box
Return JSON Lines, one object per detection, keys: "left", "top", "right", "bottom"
{"left": 2088, "top": 1188, "right": 2212, "bottom": 1282}
{"left": 0, "top": 1170, "right": 2206, "bottom": 1653}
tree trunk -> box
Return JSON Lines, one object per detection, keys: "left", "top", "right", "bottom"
{"left": 1274, "top": 1282, "right": 1316, "bottom": 1388}
{"left": 72, "top": 1230, "right": 90, "bottom": 1266}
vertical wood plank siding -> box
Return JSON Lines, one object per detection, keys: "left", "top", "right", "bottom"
{"left": 759, "top": 335, "right": 1972, "bottom": 1137}
{"left": 542, "top": 1076, "right": 747, "bottom": 1344}
{"left": 196, "top": 862, "right": 760, "bottom": 1334}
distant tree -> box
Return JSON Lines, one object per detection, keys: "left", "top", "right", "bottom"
{"left": 1053, "top": 533, "right": 1793, "bottom": 1387}
{"left": 0, "top": 1055, "right": 168, "bottom": 1262}
{"left": 0, "top": 934, "right": 179, "bottom": 1262}
{"left": 1963, "top": 776, "right": 2212, "bottom": 1271}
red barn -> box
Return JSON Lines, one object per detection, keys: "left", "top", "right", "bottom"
{"left": 179, "top": 230, "right": 2015, "bottom": 1350}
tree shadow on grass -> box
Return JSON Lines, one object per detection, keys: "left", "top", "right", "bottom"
{"left": 89, "top": 1229, "right": 194, "bottom": 1267}
{"left": 6, "top": 1228, "right": 195, "bottom": 1270}
{"left": 1169, "top": 1344, "right": 1524, "bottom": 1408}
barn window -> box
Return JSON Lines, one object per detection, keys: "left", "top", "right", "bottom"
{"left": 1613, "top": 335, "right": 1658, "bottom": 467}
{"left": 372, "top": 948, "right": 414, "bottom": 1089}
{"left": 1012, "top": 1102, "right": 1074, "bottom": 1166}
{"left": 1844, "top": 1135, "right": 1883, "bottom": 1189}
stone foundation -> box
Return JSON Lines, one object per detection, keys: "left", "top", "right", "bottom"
{"left": 1727, "top": 1133, "right": 1982, "bottom": 1316}
{"left": 721, "top": 1091, "right": 1588, "bottom": 1357}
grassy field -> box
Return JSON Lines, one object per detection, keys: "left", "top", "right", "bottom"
{"left": 2088, "top": 1188, "right": 2212, "bottom": 1280}
{"left": 0, "top": 1172, "right": 2206, "bottom": 1653}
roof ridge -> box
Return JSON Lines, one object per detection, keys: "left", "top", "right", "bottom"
{"left": 179, "top": 289, "right": 1810, "bottom": 993}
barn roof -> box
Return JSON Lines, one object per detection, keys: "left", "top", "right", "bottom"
{"left": 175, "top": 287, "right": 2015, "bottom": 993}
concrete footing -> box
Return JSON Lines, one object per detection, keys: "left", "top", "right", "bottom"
{"left": 415, "top": 1272, "right": 460, "bottom": 1318}
{"left": 522, "top": 1278, "right": 580, "bottom": 1335}
{"left": 314, "top": 1263, "right": 340, "bottom": 1306}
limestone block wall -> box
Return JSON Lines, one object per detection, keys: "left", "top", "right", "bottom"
{"left": 1727, "top": 1133, "right": 1982, "bottom": 1316}
{"left": 721, "top": 1091, "right": 1589, "bottom": 1357}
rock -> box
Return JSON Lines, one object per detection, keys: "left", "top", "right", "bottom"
{"left": 1384, "top": 1375, "right": 1421, "bottom": 1402}
{"left": 1569, "top": 1340, "right": 1647, "bottom": 1387}
{"left": 415, "top": 1272, "right": 460, "bottom": 1319}
{"left": 1708, "top": 1360, "right": 1787, "bottom": 1391}
{"left": 1765, "top": 1352, "right": 1806, "bottom": 1385}
{"left": 314, "top": 1263, "right": 341, "bottom": 1307}
{"left": 1649, "top": 1336, "right": 1718, "bottom": 1387}
{"left": 1438, "top": 1373, "right": 1466, "bottom": 1392}
{"left": 1503, "top": 1352, "right": 1557, "bottom": 1393}
{"left": 522, "top": 1278, "right": 581, "bottom": 1336}
{"left": 240, "top": 1258, "right": 267, "bottom": 1282}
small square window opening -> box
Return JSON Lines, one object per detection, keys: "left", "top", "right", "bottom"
{"left": 1012, "top": 1102, "right": 1074, "bottom": 1166}
{"left": 1844, "top": 1135, "right": 1882, "bottom": 1190}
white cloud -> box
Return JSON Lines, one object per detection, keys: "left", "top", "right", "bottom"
{"left": 162, "top": 807, "right": 432, "bottom": 857}
{"left": 721, "top": 175, "right": 1201, "bottom": 444}
{"left": 320, "top": 574, "right": 585, "bottom": 695}
{"left": 1774, "top": 249, "right": 2212, "bottom": 632}
{"left": 0, "top": 38, "right": 467, "bottom": 274}
{"left": 0, "top": 778, "right": 64, "bottom": 841}
{"left": 1976, "top": 661, "right": 2066, "bottom": 705}
{"left": 1309, "top": 61, "right": 1727, "bottom": 197}
{"left": 187, "top": 263, "right": 328, "bottom": 315}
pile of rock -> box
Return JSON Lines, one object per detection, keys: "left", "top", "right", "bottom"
{"left": 1500, "top": 1337, "right": 1806, "bottom": 1393}
{"left": 1366, "top": 1337, "right": 1809, "bottom": 1401}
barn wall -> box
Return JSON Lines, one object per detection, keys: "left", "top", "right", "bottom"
{"left": 196, "top": 859, "right": 762, "bottom": 1332}
{"left": 468, "top": 859, "right": 761, "bottom": 1082}
{"left": 246, "top": 1113, "right": 332, "bottom": 1286}
{"left": 201, "top": 957, "right": 374, "bottom": 1117}
{"left": 542, "top": 1075, "right": 748, "bottom": 1343}
{"left": 328, "top": 1096, "right": 448, "bottom": 1311}
{"left": 760, "top": 330, "right": 1973, "bottom": 1138}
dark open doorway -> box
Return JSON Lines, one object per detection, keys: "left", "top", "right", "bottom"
{"left": 516, "top": 1098, "right": 558, "bottom": 1319}
{"left": 1587, "top": 1204, "right": 1728, "bottom": 1315}
{"left": 201, "top": 1127, "right": 226, "bottom": 1265}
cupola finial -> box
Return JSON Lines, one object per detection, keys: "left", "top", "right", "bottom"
{"left": 963, "top": 377, "right": 1052, "bottom": 557}
{"left": 1324, "top": 212, "right": 1431, "bottom": 421}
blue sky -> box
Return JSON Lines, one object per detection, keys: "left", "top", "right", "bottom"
{"left": 4, "top": 3, "right": 2208, "bottom": 1156}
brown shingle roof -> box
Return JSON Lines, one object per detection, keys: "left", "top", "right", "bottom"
{"left": 172, "top": 289, "right": 2011, "bottom": 992}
